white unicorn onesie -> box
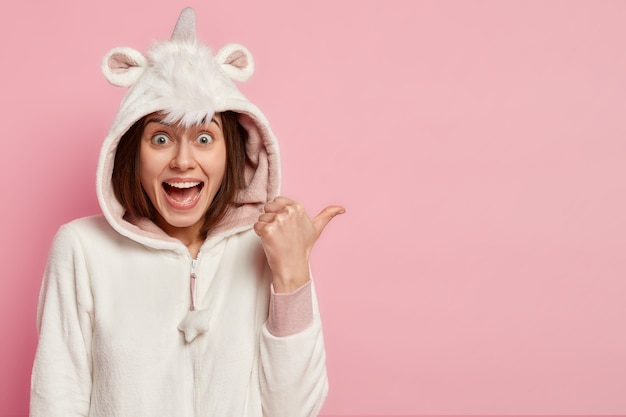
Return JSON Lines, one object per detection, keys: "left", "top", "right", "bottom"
{"left": 30, "top": 8, "right": 328, "bottom": 417}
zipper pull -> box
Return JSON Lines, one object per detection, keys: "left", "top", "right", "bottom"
{"left": 189, "top": 258, "right": 199, "bottom": 311}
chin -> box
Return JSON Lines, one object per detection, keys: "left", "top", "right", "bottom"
{"left": 156, "top": 207, "right": 206, "bottom": 229}
{"left": 166, "top": 215, "right": 205, "bottom": 229}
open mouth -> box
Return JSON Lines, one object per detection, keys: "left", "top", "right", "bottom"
{"left": 163, "top": 181, "right": 204, "bottom": 205}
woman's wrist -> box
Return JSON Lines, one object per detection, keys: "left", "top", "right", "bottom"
{"left": 271, "top": 262, "right": 311, "bottom": 293}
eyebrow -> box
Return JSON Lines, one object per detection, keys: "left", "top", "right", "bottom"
{"left": 201, "top": 116, "right": 221, "bottom": 128}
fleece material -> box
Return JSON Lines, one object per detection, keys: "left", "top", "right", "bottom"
{"left": 30, "top": 7, "right": 327, "bottom": 417}
{"left": 31, "top": 218, "right": 327, "bottom": 417}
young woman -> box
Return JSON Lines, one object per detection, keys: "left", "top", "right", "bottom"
{"left": 30, "top": 8, "right": 343, "bottom": 417}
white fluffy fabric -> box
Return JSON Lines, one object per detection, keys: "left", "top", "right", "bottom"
{"left": 147, "top": 39, "right": 225, "bottom": 127}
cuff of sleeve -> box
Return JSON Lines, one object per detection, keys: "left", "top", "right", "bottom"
{"left": 266, "top": 280, "right": 314, "bottom": 337}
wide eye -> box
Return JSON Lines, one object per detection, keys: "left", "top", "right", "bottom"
{"left": 196, "top": 133, "right": 213, "bottom": 145}
{"left": 151, "top": 134, "right": 170, "bottom": 145}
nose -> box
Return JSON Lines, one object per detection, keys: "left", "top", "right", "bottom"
{"left": 170, "top": 139, "right": 196, "bottom": 171}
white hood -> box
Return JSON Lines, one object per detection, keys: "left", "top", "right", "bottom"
{"left": 96, "top": 7, "right": 280, "bottom": 251}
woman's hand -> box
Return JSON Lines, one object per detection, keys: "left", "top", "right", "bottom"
{"left": 254, "top": 197, "right": 345, "bottom": 293}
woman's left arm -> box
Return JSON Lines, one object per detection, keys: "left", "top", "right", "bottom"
{"left": 254, "top": 197, "right": 344, "bottom": 417}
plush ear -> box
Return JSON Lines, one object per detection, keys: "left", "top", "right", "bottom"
{"left": 102, "top": 47, "right": 147, "bottom": 87}
{"left": 215, "top": 44, "right": 254, "bottom": 82}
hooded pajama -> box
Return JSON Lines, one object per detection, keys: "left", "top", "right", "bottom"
{"left": 30, "top": 8, "right": 328, "bottom": 417}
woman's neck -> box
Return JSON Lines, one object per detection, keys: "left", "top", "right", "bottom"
{"left": 155, "top": 217, "right": 204, "bottom": 258}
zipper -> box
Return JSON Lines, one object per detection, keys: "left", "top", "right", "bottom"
{"left": 189, "top": 257, "right": 199, "bottom": 311}
{"left": 188, "top": 256, "right": 199, "bottom": 417}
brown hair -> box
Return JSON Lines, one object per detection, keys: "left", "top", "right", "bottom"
{"left": 112, "top": 111, "right": 247, "bottom": 238}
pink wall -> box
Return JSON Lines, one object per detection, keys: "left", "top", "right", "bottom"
{"left": 1, "top": 0, "right": 625, "bottom": 415}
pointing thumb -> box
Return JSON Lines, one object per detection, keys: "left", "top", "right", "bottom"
{"left": 312, "top": 205, "right": 346, "bottom": 238}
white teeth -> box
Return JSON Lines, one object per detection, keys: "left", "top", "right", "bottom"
{"left": 165, "top": 181, "right": 201, "bottom": 189}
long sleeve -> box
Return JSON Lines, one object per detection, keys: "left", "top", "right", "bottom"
{"left": 259, "top": 280, "right": 328, "bottom": 417}
{"left": 30, "top": 225, "right": 94, "bottom": 417}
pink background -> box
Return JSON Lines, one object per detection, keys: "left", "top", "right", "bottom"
{"left": 1, "top": 0, "right": 625, "bottom": 415}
